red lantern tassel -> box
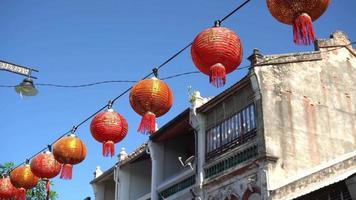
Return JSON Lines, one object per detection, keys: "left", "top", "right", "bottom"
{"left": 45, "top": 180, "right": 50, "bottom": 200}
{"left": 15, "top": 188, "right": 26, "bottom": 200}
{"left": 103, "top": 141, "right": 115, "bottom": 157}
{"left": 293, "top": 13, "right": 316, "bottom": 45}
{"left": 60, "top": 164, "right": 73, "bottom": 180}
{"left": 138, "top": 112, "right": 156, "bottom": 134}
{"left": 209, "top": 63, "right": 226, "bottom": 88}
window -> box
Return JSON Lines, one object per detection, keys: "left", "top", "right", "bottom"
{"left": 206, "top": 104, "right": 257, "bottom": 158}
{"left": 296, "top": 182, "right": 351, "bottom": 200}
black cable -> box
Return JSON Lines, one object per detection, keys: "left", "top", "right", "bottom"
{"left": 220, "top": 0, "right": 252, "bottom": 22}
{"left": 1, "top": 0, "right": 257, "bottom": 174}
{"left": 0, "top": 85, "right": 14, "bottom": 88}
{"left": 36, "top": 80, "right": 136, "bottom": 88}
{"left": 157, "top": 42, "right": 193, "bottom": 70}
{"left": 161, "top": 71, "right": 200, "bottom": 80}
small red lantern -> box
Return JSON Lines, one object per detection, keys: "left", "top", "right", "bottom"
{"left": 266, "top": 0, "right": 330, "bottom": 45}
{"left": 30, "top": 150, "right": 61, "bottom": 199}
{"left": 0, "top": 177, "right": 15, "bottom": 199}
{"left": 10, "top": 164, "right": 39, "bottom": 200}
{"left": 53, "top": 134, "right": 87, "bottom": 180}
{"left": 191, "top": 21, "right": 243, "bottom": 87}
{"left": 130, "top": 77, "right": 173, "bottom": 134}
{"left": 90, "top": 108, "right": 128, "bottom": 157}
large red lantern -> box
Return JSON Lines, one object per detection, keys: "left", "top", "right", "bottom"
{"left": 53, "top": 134, "right": 87, "bottom": 180}
{"left": 30, "top": 150, "right": 61, "bottom": 199}
{"left": 129, "top": 77, "right": 173, "bottom": 134}
{"left": 191, "top": 21, "right": 243, "bottom": 87}
{"left": 266, "top": 0, "right": 330, "bottom": 45}
{"left": 90, "top": 109, "right": 128, "bottom": 157}
{"left": 10, "top": 164, "right": 39, "bottom": 200}
{"left": 0, "top": 177, "right": 15, "bottom": 199}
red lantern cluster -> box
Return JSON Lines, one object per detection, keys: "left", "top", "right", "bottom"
{"left": 0, "top": 177, "right": 15, "bottom": 199}
{"left": 266, "top": 0, "right": 330, "bottom": 45}
{"left": 191, "top": 21, "right": 243, "bottom": 87}
{"left": 90, "top": 109, "right": 128, "bottom": 157}
{"left": 31, "top": 151, "right": 61, "bottom": 199}
{"left": 10, "top": 164, "right": 39, "bottom": 200}
{"left": 53, "top": 134, "right": 87, "bottom": 180}
{"left": 130, "top": 77, "right": 174, "bottom": 134}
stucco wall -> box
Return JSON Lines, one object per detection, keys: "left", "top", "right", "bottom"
{"left": 254, "top": 32, "right": 356, "bottom": 190}
{"left": 103, "top": 180, "right": 115, "bottom": 200}
{"left": 128, "top": 159, "right": 152, "bottom": 200}
{"left": 162, "top": 134, "right": 195, "bottom": 181}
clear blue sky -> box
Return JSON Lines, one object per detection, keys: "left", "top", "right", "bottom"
{"left": 0, "top": 0, "right": 355, "bottom": 199}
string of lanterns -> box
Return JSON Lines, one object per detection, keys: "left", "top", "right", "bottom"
{"left": 0, "top": 0, "right": 333, "bottom": 199}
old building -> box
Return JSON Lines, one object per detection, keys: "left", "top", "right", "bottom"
{"left": 91, "top": 31, "right": 356, "bottom": 200}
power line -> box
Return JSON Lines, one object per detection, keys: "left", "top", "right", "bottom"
{"left": 5, "top": 39, "right": 356, "bottom": 172}
{"left": 0, "top": 72, "right": 199, "bottom": 88}
{"left": 6, "top": 0, "right": 253, "bottom": 173}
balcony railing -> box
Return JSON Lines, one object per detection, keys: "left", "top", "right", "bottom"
{"left": 137, "top": 193, "right": 151, "bottom": 200}
{"left": 205, "top": 145, "right": 258, "bottom": 179}
{"left": 157, "top": 168, "right": 196, "bottom": 199}
{"left": 206, "top": 130, "right": 257, "bottom": 160}
{"left": 206, "top": 103, "right": 257, "bottom": 160}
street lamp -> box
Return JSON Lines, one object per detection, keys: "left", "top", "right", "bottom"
{"left": 0, "top": 59, "right": 39, "bottom": 96}
{"left": 15, "top": 78, "right": 38, "bottom": 96}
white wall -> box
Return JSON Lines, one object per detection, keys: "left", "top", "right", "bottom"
{"left": 119, "top": 158, "right": 151, "bottom": 200}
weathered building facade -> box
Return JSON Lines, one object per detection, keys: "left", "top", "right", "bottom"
{"left": 91, "top": 31, "right": 356, "bottom": 200}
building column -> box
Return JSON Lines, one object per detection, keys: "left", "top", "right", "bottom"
{"left": 118, "top": 168, "right": 130, "bottom": 200}
{"left": 148, "top": 140, "right": 164, "bottom": 200}
{"left": 91, "top": 183, "right": 105, "bottom": 200}
{"left": 345, "top": 175, "right": 356, "bottom": 199}
{"left": 190, "top": 92, "right": 208, "bottom": 199}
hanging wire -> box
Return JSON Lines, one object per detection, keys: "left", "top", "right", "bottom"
{"left": 220, "top": 0, "right": 252, "bottom": 22}
{"left": 7, "top": 0, "right": 356, "bottom": 175}
{"left": 6, "top": 0, "right": 329, "bottom": 174}
{"left": 0, "top": 71, "right": 199, "bottom": 88}
{"left": 36, "top": 80, "right": 137, "bottom": 87}
{"left": 5, "top": 39, "right": 356, "bottom": 172}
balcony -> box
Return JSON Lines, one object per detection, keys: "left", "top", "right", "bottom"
{"left": 157, "top": 168, "right": 196, "bottom": 199}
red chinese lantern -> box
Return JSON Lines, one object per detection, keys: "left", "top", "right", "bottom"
{"left": 191, "top": 21, "right": 243, "bottom": 87}
{"left": 266, "top": 0, "right": 330, "bottom": 45}
{"left": 10, "top": 164, "right": 39, "bottom": 200}
{"left": 129, "top": 77, "right": 173, "bottom": 134}
{"left": 90, "top": 109, "right": 128, "bottom": 157}
{"left": 53, "top": 134, "right": 87, "bottom": 180}
{"left": 30, "top": 150, "right": 61, "bottom": 199}
{"left": 0, "top": 177, "right": 15, "bottom": 199}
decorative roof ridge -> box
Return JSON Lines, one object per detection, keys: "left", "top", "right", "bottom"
{"left": 119, "top": 142, "right": 148, "bottom": 167}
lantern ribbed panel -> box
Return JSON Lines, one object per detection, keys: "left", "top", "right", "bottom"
{"left": 130, "top": 78, "right": 173, "bottom": 134}
{"left": 129, "top": 78, "right": 173, "bottom": 117}
{"left": 191, "top": 26, "right": 243, "bottom": 87}
{"left": 0, "top": 177, "right": 15, "bottom": 199}
{"left": 266, "top": 0, "right": 329, "bottom": 45}
{"left": 90, "top": 110, "right": 128, "bottom": 143}
{"left": 266, "top": 0, "right": 330, "bottom": 25}
{"left": 53, "top": 135, "right": 87, "bottom": 179}
{"left": 30, "top": 152, "right": 61, "bottom": 179}
{"left": 53, "top": 135, "right": 87, "bottom": 165}
{"left": 10, "top": 165, "right": 39, "bottom": 190}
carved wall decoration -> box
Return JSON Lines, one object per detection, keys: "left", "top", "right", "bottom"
{"left": 241, "top": 186, "right": 261, "bottom": 200}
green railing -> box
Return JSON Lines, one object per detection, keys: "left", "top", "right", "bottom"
{"left": 205, "top": 145, "right": 258, "bottom": 178}
{"left": 159, "top": 175, "right": 196, "bottom": 199}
